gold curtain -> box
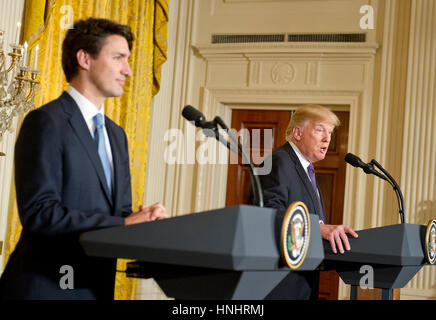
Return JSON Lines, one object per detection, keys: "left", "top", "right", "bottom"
{"left": 3, "top": 0, "right": 168, "bottom": 300}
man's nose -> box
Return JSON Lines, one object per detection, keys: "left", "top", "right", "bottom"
{"left": 123, "top": 62, "right": 132, "bottom": 77}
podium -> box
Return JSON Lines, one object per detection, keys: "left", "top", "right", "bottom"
{"left": 322, "top": 223, "right": 431, "bottom": 300}
{"left": 80, "top": 205, "right": 325, "bottom": 299}
{"left": 80, "top": 204, "right": 434, "bottom": 300}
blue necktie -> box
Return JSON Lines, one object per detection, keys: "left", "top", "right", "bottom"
{"left": 93, "top": 114, "right": 112, "bottom": 195}
{"left": 308, "top": 163, "right": 326, "bottom": 223}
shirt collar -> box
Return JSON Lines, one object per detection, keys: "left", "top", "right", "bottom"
{"left": 288, "top": 141, "right": 311, "bottom": 172}
{"left": 66, "top": 85, "right": 105, "bottom": 123}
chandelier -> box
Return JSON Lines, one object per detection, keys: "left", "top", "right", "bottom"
{"left": 0, "top": 27, "right": 40, "bottom": 156}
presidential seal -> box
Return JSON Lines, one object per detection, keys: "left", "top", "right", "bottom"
{"left": 425, "top": 220, "right": 436, "bottom": 265}
{"left": 281, "top": 201, "right": 310, "bottom": 269}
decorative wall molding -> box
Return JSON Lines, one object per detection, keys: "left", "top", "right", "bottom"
{"left": 305, "top": 61, "right": 319, "bottom": 86}
{"left": 271, "top": 63, "right": 295, "bottom": 84}
{"left": 195, "top": 42, "right": 379, "bottom": 57}
{"left": 400, "top": 0, "right": 436, "bottom": 300}
{"left": 195, "top": 42, "right": 377, "bottom": 92}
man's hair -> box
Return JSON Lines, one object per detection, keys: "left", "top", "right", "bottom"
{"left": 285, "top": 104, "right": 340, "bottom": 141}
{"left": 62, "top": 18, "right": 134, "bottom": 82}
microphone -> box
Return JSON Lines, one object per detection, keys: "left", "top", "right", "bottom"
{"left": 370, "top": 159, "right": 406, "bottom": 224}
{"left": 345, "top": 153, "right": 387, "bottom": 181}
{"left": 182, "top": 105, "right": 236, "bottom": 152}
{"left": 181, "top": 105, "right": 264, "bottom": 207}
{"left": 182, "top": 105, "right": 215, "bottom": 129}
{"left": 345, "top": 153, "right": 406, "bottom": 224}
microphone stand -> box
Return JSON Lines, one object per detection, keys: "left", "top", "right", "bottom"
{"left": 202, "top": 116, "right": 264, "bottom": 208}
{"left": 370, "top": 159, "right": 406, "bottom": 224}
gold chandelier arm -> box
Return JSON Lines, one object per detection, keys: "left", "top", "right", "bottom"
{"left": 13, "top": 76, "right": 26, "bottom": 97}
{"left": 6, "top": 52, "right": 21, "bottom": 73}
{"left": 26, "top": 80, "right": 39, "bottom": 101}
{"left": 24, "top": 70, "right": 40, "bottom": 101}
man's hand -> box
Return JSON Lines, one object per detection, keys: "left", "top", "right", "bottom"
{"left": 124, "top": 202, "right": 168, "bottom": 225}
{"left": 320, "top": 224, "right": 358, "bottom": 254}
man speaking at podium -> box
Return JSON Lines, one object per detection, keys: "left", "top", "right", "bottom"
{"left": 0, "top": 18, "right": 167, "bottom": 300}
{"left": 252, "top": 104, "right": 358, "bottom": 300}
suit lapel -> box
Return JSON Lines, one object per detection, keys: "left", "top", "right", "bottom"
{"left": 283, "top": 143, "right": 323, "bottom": 217}
{"left": 59, "top": 92, "right": 113, "bottom": 205}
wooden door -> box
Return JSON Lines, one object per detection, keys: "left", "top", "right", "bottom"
{"left": 225, "top": 108, "right": 349, "bottom": 300}
{"left": 225, "top": 110, "right": 290, "bottom": 206}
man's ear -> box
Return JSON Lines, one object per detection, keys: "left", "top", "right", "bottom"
{"left": 293, "top": 127, "right": 302, "bottom": 142}
{"left": 76, "top": 49, "right": 91, "bottom": 71}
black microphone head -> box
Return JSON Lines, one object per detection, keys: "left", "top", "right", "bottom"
{"left": 182, "top": 105, "right": 205, "bottom": 127}
{"left": 345, "top": 153, "right": 363, "bottom": 168}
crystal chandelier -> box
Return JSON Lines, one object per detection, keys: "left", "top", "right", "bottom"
{"left": 0, "top": 28, "right": 40, "bottom": 156}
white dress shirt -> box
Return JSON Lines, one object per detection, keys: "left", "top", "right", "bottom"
{"left": 66, "top": 86, "right": 114, "bottom": 172}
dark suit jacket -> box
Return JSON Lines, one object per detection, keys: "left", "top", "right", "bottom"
{"left": 0, "top": 92, "right": 132, "bottom": 300}
{"left": 249, "top": 142, "right": 325, "bottom": 300}
{"left": 259, "top": 142, "right": 325, "bottom": 217}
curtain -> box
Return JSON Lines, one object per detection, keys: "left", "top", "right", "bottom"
{"left": 3, "top": 0, "right": 168, "bottom": 300}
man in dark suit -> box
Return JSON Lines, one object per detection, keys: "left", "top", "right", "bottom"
{"left": 250, "top": 104, "right": 358, "bottom": 299}
{"left": 0, "top": 18, "right": 167, "bottom": 300}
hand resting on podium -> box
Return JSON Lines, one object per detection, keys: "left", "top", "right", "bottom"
{"left": 320, "top": 224, "right": 359, "bottom": 254}
{"left": 125, "top": 202, "right": 168, "bottom": 225}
